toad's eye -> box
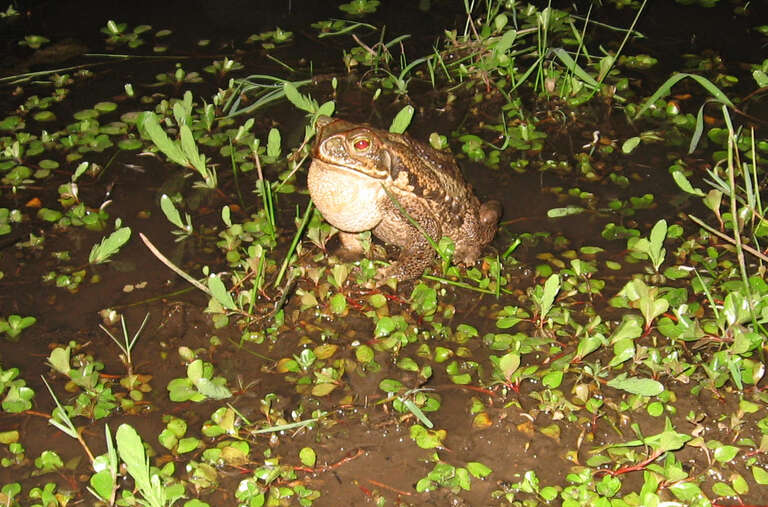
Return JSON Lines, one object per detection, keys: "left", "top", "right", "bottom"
{"left": 353, "top": 138, "right": 370, "bottom": 151}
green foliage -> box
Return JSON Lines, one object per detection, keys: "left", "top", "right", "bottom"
{"left": 159, "top": 194, "right": 193, "bottom": 240}
{"left": 389, "top": 105, "right": 414, "bottom": 134}
{"left": 616, "top": 278, "right": 669, "bottom": 331}
{"left": 0, "top": 366, "right": 34, "bottom": 413}
{"left": 166, "top": 358, "right": 232, "bottom": 402}
{"left": 627, "top": 219, "right": 667, "bottom": 272}
{"left": 116, "top": 424, "right": 185, "bottom": 507}
{"left": 88, "top": 226, "right": 131, "bottom": 264}
{"left": 140, "top": 98, "right": 217, "bottom": 188}
{"left": 416, "top": 460, "right": 493, "bottom": 493}
{"left": 0, "top": 315, "right": 36, "bottom": 340}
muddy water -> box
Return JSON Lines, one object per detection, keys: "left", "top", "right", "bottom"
{"left": 1, "top": 1, "right": 767, "bottom": 505}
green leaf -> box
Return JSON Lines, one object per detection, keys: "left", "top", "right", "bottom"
{"left": 703, "top": 189, "right": 722, "bottom": 213}
{"left": 713, "top": 444, "right": 738, "bottom": 463}
{"left": 283, "top": 82, "right": 314, "bottom": 112}
{"left": 450, "top": 373, "right": 472, "bottom": 384}
{"left": 329, "top": 293, "right": 347, "bottom": 314}
{"left": 158, "top": 429, "right": 178, "bottom": 450}
{"left": 671, "top": 171, "right": 705, "bottom": 196}
{"left": 167, "top": 378, "right": 204, "bottom": 402}
{"left": 311, "top": 383, "right": 337, "bottom": 396}
{"left": 389, "top": 106, "right": 414, "bottom": 134}
{"left": 732, "top": 473, "right": 749, "bottom": 495}
{"left": 166, "top": 418, "right": 187, "bottom": 437}
{"left": 609, "top": 338, "right": 635, "bottom": 367}
{"left": 207, "top": 274, "right": 237, "bottom": 310}
{"left": 466, "top": 461, "right": 492, "bottom": 478}
{"left": 622, "top": 137, "right": 641, "bottom": 154}
{"left": 187, "top": 359, "right": 204, "bottom": 382}
{"left": 669, "top": 481, "right": 704, "bottom": 502}
{"left": 160, "top": 194, "right": 184, "bottom": 229}
{"left": 551, "top": 48, "right": 600, "bottom": 88}
{"left": 539, "top": 274, "right": 560, "bottom": 319}
{"left": 547, "top": 206, "right": 585, "bottom": 217}
{"left": 606, "top": 373, "right": 664, "bottom": 396}
{"left": 542, "top": 370, "right": 563, "bottom": 388}
{"left": 711, "top": 482, "right": 736, "bottom": 497}
{"left": 378, "top": 379, "right": 404, "bottom": 394}
{"left": 180, "top": 125, "right": 205, "bottom": 174}
{"left": 609, "top": 314, "right": 643, "bottom": 343}
{"left": 498, "top": 352, "right": 520, "bottom": 379}
{"left": 397, "top": 357, "right": 419, "bottom": 371}
{"left": 89, "top": 227, "right": 132, "bottom": 264}
{"left": 176, "top": 437, "right": 200, "bottom": 454}
{"left": 267, "top": 128, "right": 281, "bottom": 158}
{"left": 752, "top": 465, "right": 768, "bottom": 485}
{"left": 374, "top": 316, "right": 397, "bottom": 337}
{"left": 299, "top": 447, "right": 316, "bottom": 468}
{"left": 89, "top": 469, "right": 115, "bottom": 501}
{"left": 72, "top": 161, "right": 89, "bottom": 181}
{"left": 47, "top": 347, "right": 71, "bottom": 375}
{"left": 141, "top": 112, "right": 187, "bottom": 166}
{"left": 194, "top": 378, "right": 232, "bottom": 400}
{"left": 456, "top": 467, "right": 471, "bottom": 490}
{"left": 116, "top": 425, "right": 151, "bottom": 492}
{"left": 648, "top": 219, "right": 667, "bottom": 270}
{"left": 355, "top": 345, "right": 374, "bottom": 363}
{"left": 409, "top": 424, "right": 445, "bottom": 449}
{"left": 621, "top": 278, "right": 668, "bottom": 329}
{"left": 317, "top": 100, "right": 335, "bottom": 117}
{"left": 635, "top": 72, "right": 734, "bottom": 120}
{"left": 576, "top": 333, "right": 605, "bottom": 360}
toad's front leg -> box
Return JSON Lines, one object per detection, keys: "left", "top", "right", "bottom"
{"left": 372, "top": 196, "right": 440, "bottom": 284}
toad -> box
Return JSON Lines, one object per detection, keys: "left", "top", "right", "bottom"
{"left": 308, "top": 115, "right": 501, "bottom": 283}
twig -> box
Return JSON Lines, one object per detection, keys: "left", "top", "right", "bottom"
{"left": 139, "top": 233, "right": 211, "bottom": 294}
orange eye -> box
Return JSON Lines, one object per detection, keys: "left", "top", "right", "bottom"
{"left": 353, "top": 138, "right": 370, "bottom": 151}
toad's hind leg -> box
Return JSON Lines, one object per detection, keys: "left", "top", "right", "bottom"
{"left": 373, "top": 196, "right": 440, "bottom": 283}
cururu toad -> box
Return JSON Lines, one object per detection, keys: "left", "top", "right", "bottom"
{"left": 308, "top": 115, "right": 502, "bottom": 283}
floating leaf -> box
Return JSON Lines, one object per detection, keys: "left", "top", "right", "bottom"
{"left": 379, "top": 379, "right": 404, "bottom": 394}
{"left": 118, "top": 138, "right": 143, "bottom": 150}
{"left": 299, "top": 447, "right": 316, "bottom": 468}
{"left": 547, "top": 206, "right": 585, "bottom": 217}
{"left": 409, "top": 424, "right": 445, "bottom": 449}
{"left": 94, "top": 101, "right": 118, "bottom": 112}
{"left": 194, "top": 378, "right": 232, "bottom": 400}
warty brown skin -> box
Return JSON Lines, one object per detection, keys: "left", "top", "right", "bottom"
{"left": 307, "top": 115, "right": 502, "bottom": 283}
